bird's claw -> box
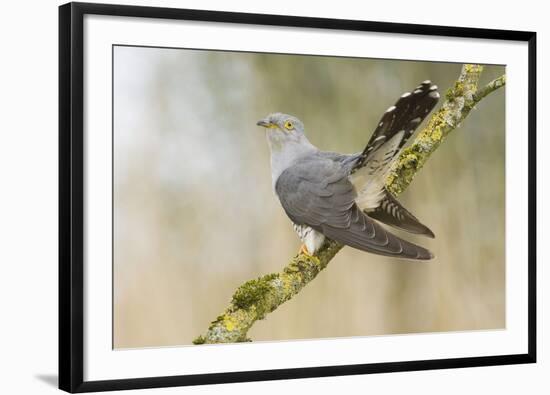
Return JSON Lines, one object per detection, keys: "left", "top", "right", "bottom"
{"left": 299, "top": 244, "right": 313, "bottom": 256}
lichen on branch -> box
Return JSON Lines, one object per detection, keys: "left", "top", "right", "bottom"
{"left": 193, "top": 240, "right": 343, "bottom": 344}
{"left": 194, "top": 64, "right": 505, "bottom": 345}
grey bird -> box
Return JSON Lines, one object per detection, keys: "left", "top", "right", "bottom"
{"left": 257, "top": 80, "right": 440, "bottom": 260}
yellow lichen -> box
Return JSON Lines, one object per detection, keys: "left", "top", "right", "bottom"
{"left": 224, "top": 317, "right": 236, "bottom": 331}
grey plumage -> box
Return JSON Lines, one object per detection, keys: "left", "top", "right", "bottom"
{"left": 257, "top": 81, "right": 440, "bottom": 260}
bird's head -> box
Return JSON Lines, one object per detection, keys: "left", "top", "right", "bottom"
{"left": 256, "top": 113, "right": 316, "bottom": 184}
{"left": 257, "top": 113, "right": 311, "bottom": 154}
{"left": 257, "top": 113, "right": 305, "bottom": 138}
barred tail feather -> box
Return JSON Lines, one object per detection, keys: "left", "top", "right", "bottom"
{"left": 354, "top": 80, "right": 440, "bottom": 171}
{"left": 366, "top": 190, "right": 435, "bottom": 238}
{"left": 351, "top": 80, "right": 440, "bottom": 211}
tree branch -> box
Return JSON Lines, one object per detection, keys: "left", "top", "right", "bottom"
{"left": 473, "top": 74, "right": 506, "bottom": 103}
{"left": 193, "top": 64, "right": 505, "bottom": 345}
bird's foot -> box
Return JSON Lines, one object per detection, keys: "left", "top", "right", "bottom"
{"left": 299, "top": 243, "right": 313, "bottom": 257}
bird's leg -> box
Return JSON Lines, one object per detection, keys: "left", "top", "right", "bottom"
{"left": 299, "top": 243, "right": 312, "bottom": 256}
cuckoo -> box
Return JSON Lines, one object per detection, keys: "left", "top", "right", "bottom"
{"left": 257, "top": 81, "right": 440, "bottom": 260}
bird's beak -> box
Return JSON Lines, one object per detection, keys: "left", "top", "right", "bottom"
{"left": 256, "top": 118, "right": 276, "bottom": 128}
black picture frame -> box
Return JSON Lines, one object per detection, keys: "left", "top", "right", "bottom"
{"left": 59, "top": 2, "right": 537, "bottom": 392}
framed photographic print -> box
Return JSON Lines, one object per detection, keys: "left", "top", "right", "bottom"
{"left": 59, "top": 2, "right": 537, "bottom": 392}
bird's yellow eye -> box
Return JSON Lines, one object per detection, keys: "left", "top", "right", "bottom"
{"left": 284, "top": 121, "right": 294, "bottom": 130}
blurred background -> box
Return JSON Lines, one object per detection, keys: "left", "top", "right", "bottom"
{"left": 113, "top": 46, "right": 505, "bottom": 349}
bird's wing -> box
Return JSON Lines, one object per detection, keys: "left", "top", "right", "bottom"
{"left": 275, "top": 157, "right": 433, "bottom": 260}
{"left": 350, "top": 81, "right": 440, "bottom": 212}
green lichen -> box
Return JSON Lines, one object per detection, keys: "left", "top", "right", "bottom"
{"left": 429, "top": 123, "right": 444, "bottom": 142}
{"left": 452, "top": 81, "right": 465, "bottom": 97}
{"left": 460, "top": 64, "right": 483, "bottom": 102}
{"left": 446, "top": 65, "right": 482, "bottom": 102}
{"left": 464, "top": 64, "right": 483, "bottom": 76}
{"left": 284, "top": 254, "right": 319, "bottom": 275}
{"left": 191, "top": 241, "right": 343, "bottom": 344}
{"left": 445, "top": 87, "right": 455, "bottom": 101}
{"left": 386, "top": 150, "right": 420, "bottom": 195}
{"left": 386, "top": 107, "right": 450, "bottom": 196}
{"left": 280, "top": 274, "right": 299, "bottom": 296}
{"left": 231, "top": 273, "right": 278, "bottom": 310}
